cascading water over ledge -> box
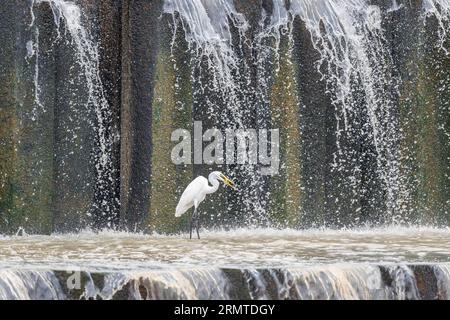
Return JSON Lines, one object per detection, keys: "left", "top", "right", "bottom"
{"left": 3, "top": 265, "right": 449, "bottom": 300}
{"left": 0, "top": 228, "right": 449, "bottom": 300}
{"left": 1, "top": 0, "right": 448, "bottom": 232}
{"left": 0, "top": 0, "right": 449, "bottom": 302}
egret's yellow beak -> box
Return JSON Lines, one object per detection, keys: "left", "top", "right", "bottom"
{"left": 221, "top": 174, "right": 236, "bottom": 190}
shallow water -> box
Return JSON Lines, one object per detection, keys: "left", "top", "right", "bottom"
{"left": 1, "top": 227, "right": 449, "bottom": 272}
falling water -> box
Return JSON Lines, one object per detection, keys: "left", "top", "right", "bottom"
{"left": 3, "top": 0, "right": 446, "bottom": 230}
{"left": 0, "top": 264, "right": 448, "bottom": 300}
{"left": 96, "top": 269, "right": 231, "bottom": 300}
{"left": 0, "top": 0, "right": 449, "bottom": 300}
{"left": 423, "top": 0, "right": 450, "bottom": 53}
{"left": 244, "top": 265, "right": 419, "bottom": 300}
{"left": 0, "top": 229, "right": 449, "bottom": 299}
{"left": 28, "top": 0, "right": 118, "bottom": 226}
{"left": 434, "top": 265, "right": 450, "bottom": 299}
{"left": 164, "top": 0, "right": 269, "bottom": 222}
{"left": 163, "top": 0, "right": 449, "bottom": 226}
{"left": 0, "top": 270, "right": 64, "bottom": 299}
{"left": 289, "top": 0, "right": 403, "bottom": 221}
{"left": 70, "top": 265, "right": 422, "bottom": 300}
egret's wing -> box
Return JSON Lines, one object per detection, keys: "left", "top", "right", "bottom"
{"left": 175, "top": 176, "right": 207, "bottom": 217}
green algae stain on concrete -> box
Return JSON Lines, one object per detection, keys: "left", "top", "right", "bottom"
{"left": 148, "top": 17, "right": 193, "bottom": 234}
{"left": 269, "top": 38, "right": 302, "bottom": 228}
{"left": 399, "top": 15, "right": 450, "bottom": 225}
{"left": 0, "top": 76, "right": 19, "bottom": 233}
{"left": 0, "top": 2, "right": 55, "bottom": 234}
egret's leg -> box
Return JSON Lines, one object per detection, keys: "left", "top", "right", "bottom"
{"left": 196, "top": 211, "right": 200, "bottom": 239}
{"left": 189, "top": 209, "right": 194, "bottom": 239}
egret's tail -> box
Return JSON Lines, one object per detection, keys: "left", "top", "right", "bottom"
{"left": 175, "top": 198, "right": 192, "bottom": 217}
{"left": 175, "top": 205, "right": 185, "bottom": 217}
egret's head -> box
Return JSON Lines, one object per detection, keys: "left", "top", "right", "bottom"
{"left": 212, "top": 171, "right": 236, "bottom": 190}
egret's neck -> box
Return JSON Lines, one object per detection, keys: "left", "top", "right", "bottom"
{"left": 206, "top": 174, "right": 220, "bottom": 194}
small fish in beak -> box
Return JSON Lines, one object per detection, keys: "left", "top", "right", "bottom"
{"left": 220, "top": 174, "right": 236, "bottom": 190}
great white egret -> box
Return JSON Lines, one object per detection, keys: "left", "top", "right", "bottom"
{"left": 175, "top": 171, "right": 236, "bottom": 239}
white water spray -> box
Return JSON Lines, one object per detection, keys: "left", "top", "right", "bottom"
{"left": 29, "top": 0, "right": 118, "bottom": 223}
{"left": 423, "top": 0, "right": 450, "bottom": 54}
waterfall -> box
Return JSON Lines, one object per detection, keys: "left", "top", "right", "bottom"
{"left": 423, "top": 0, "right": 450, "bottom": 53}
{"left": 289, "top": 0, "right": 402, "bottom": 221}
{"left": 2, "top": 264, "right": 449, "bottom": 300}
{"left": 74, "top": 269, "right": 231, "bottom": 300}
{"left": 1, "top": 0, "right": 450, "bottom": 302}
{"left": 125, "top": 269, "right": 231, "bottom": 300}
{"left": 244, "top": 265, "right": 421, "bottom": 300}
{"left": 162, "top": 0, "right": 450, "bottom": 227}
{"left": 164, "top": 0, "right": 269, "bottom": 223}
{"left": 434, "top": 265, "right": 450, "bottom": 299}
{"left": 0, "top": 270, "right": 65, "bottom": 299}
{"left": 163, "top": 0, "right": 249, "bottom": 135}
{"left": 0, "top": 0, "right": 449, "bottom": 231}
{"left": 28, "top": 0, "right": 118, "bottom": 227}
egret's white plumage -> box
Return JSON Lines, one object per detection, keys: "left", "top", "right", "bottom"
{"left": 175, "top": 176, "right": 206, "bottom": 217}
{"left": 175, "top": 171, "right": 235, "bottom": 239}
